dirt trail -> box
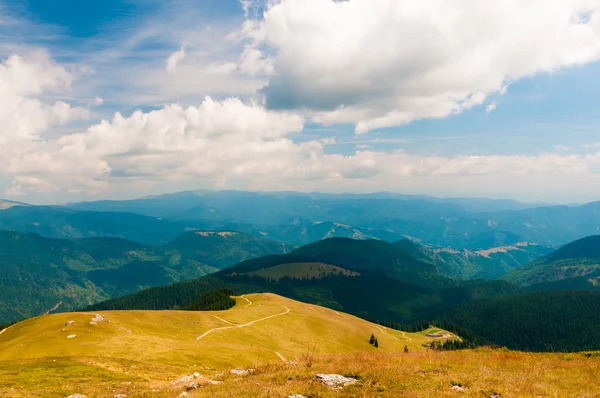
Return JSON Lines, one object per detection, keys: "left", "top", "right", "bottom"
{"left": 240, "top": 295, "right": 253, "bottom": 308}
{"left": 196, "top": 306, "right": 291, "bottom": 340}
{"left": 45, "top": 301, "right": 63, "bottom": 315}
{"left": 211, "top": 315, "right": 237, "bottom": 326}
{"left": 0, "top": 328, "right": 7, "bottom": 336}
{"left": 376, "top": 326, "right": 412, "bottom": 342}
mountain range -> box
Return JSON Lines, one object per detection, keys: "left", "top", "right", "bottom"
{"left": 2, "top": 190, "right": 599, "bottom": 249}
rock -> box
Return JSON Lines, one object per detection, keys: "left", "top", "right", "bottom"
{"left": 452, "top": 385, "right": 469, "bottom": 392}
{"left": 230, "top": 368, "right": 254, "bottom": 376}
{"left": 67, "top": 335, "right": 76, "bottom": 339}
{"left": 316, "top": 374, "right": 358, "bottom": 390}
{"left": 67, "top": 395, "right": 87, "bottom": 398}
{"left": 186, "top": 382, "right": 199, "bottom": 391}
{"left": 171, "top": 373, "right": 202, "bottom": 385}
{"left": 91, "top": 314, "right": 105, "bottom": 323}
{"left": 65, "top": 321, "right": 75, "bottom": 327}
{"left": 89, "top": 322, "right": 97, "bottom": 325}
{"left": 288, "top": 395, "right": 308, "bottom": 398}
{"left": 204, "top": 380, "right": 221, "bottom": 385}
{"left": 177, "top": 393, "right": 188, "bottom": 398}
{"left": 113, "top": 395, "right": 127, "bottom": 398}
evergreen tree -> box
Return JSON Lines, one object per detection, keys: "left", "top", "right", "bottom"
{"left": 404, "top": 345, "right": 409, "bottom": 353}
{"left": 369, "top": 333, "right": 375, "bottom": 345}
{"left": 374, "top": 338, "right": 379, "bottom": 348}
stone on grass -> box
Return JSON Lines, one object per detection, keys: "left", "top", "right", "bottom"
{"left": 67, "top": 335, "right": 76, "bottom": 339}
{"left": 177, "top": 392, "right": 188, "bottom": 398}
{"left": 171, "top": 372, "right": 201, "bottom": 385}
{"left": 67, "top": 395, "right": 87, "bottom": 398}
{"left": 113, "top": 395, "right": 127, "bottom": 398}
{"left": 230, "top": 368, "right": 254, "bottom": 376}
{"left": 452, "top": 385, "right": 469, "bottom": 392}
{"left": 316, "top": 374, "right": 358, "bottom": 390}
{"left": 288, "top": 395, "right": 308, "bottom": 398}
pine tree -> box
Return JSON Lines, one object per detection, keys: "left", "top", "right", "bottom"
{"left": 374, "top": 338, "right": 379, "bottom": 348}
{"left": 404, "top": 345, "right": 409, "bottom": 353}
{"left": 369, "top": 333, "right": 375, "bottom": 345}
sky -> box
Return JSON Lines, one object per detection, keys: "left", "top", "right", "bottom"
{"left": 1, "top": 0, "right": 600, "bottom": 204}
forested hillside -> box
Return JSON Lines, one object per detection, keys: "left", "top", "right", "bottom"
{"left": 85, "top": 238, "right": 522, "bottom": 325}
{"left": 0, "top": 230, "right": 290, "bottom": 323}
{"left": 437, "top": 291, "right": 600, "bottom": 351}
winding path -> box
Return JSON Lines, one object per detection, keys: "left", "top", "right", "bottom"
{"left": 196, "top": 306, "right": 291, "bottom": 340}
{"left": 240, "top": 295, "right": 253, "bottom": 308}
{"left": 376, "top": 326, "right": 412, "bottom": 342}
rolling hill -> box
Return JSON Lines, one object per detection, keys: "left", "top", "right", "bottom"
{"left": 86, "top": 238, "right": 522, "bottom": 325}
{"left": 0, "top": 230, "right": 291, "bottom": 323}
{"left": 393, "top": 239, "right": 552, "bottom": 280}
{"left": 502, "top": 235, "right": 600, "bottom": 290}
{"left": 0, "top": 293, "right": 448, "bottom": 397}
{"left": 2, "top": 295, "right": 599, "bottom": 397}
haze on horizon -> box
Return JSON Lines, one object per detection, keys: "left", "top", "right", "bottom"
{"left": 2, "top": 0, "right": 600, "bottom": 204}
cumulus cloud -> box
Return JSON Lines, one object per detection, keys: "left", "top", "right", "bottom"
{"left": 94, "top": 96, "right": 104, "bottom": 106}
{"left": 0, "top": 51, "right": 89, "bottom": 195}
{"left": 242, "top": 0, "right": 600, "bottom": 133}
{"left": 166, "top": 47, "right": 186, "bottom": 73}
{"left": 8, "top": 94, "right": 600, "bottom": 197}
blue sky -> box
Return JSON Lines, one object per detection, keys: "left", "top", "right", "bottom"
{"left": 1, "top": 0, "right": 600, "bottom": 204}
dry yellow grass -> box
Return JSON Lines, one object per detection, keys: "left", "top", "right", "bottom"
{"left": 185, "top": 349, "right": 600, "bottom": 398}
{"left": 1, "top": 293, "right": 598, "bottom": 397}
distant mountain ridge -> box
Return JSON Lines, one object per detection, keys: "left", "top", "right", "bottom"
{"left": 393, "top": 239, "right": 552, "bottom": 280}
{"left": 0, "top": 230, "right": 291, "bottom": 323}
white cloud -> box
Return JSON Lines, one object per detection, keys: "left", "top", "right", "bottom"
{"left": 7, "top": 93, "right": 600, "bottom": 198}
{"left": 166, "top": 46, "right": 186, "bottom": 73}
{"left": 94, "top": 96, "right": 104, "bottom": 106}
{"left": 486, "top": 102, "right": 498, "bottom": 114}
{"left": 243, "top": 0, "right": 600, "bottom": 133}
{"left": 0, "top": 51, "right": 89, "bottom": 195}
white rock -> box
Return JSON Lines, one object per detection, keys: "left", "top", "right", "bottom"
{"left": 230, "top": 368, "right": 254, "bottom": 376}
{"left": 67, "top": 395, "right": 87, "bottom": 398}
{"left": 177, "top": 393, "right": 188, "bottom": 398}
{"left": 91, "top": 314, "right": 105, "bottom": 323}
{"left": 205, "top": 380, "right": 221, "bottom": 385}
{"left": 89, "top": 322, "right": 97, "bottom": 325}
{"left": 113, "top": 395, "right": 127, "bottom": 398}
{"left": 171, "top": 373, "right": 202, "bottom": 385}
{"left": 65, "top": 321, "right": 75, "bottom": 327}
{"left": 316, "top": 374, "right": 358, "bottom": 390}
{"left": 452, "top": 385, "right": 469, "bottom": 392}
{"left": 288, "top": 395, "right": 308, "bottom": 398}
{"left": 67, "top": 335, "right": 76, "bottom": 339}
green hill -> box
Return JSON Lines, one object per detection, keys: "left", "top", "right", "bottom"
{"left": 86, "top": 238, "right": 521, "bottom": 324}
{"left": 0, "top": 230, "right": 292, "bottom": 323}
{"left": 502, "top": 235, "right": 600, "bottom": 290}
{"left": 393, "top": 239, "right": 552, "bottom": 280}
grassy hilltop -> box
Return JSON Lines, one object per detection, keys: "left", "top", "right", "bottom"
{"left": 0, "top": 293, "right": 440, "bottom": 397}
{"left": 2, "top": 293, "right": 599, "bottom": 397}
